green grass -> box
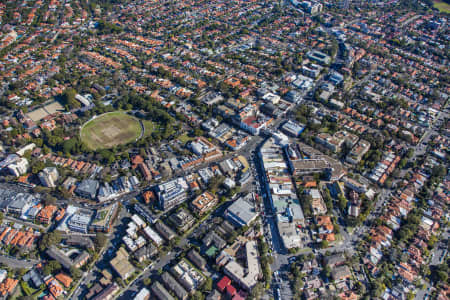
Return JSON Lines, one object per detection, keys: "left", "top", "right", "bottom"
{"left": 80, "top": 111, "right": 142, "bottom": 150}
{"left": 95, "top": 210, "right": 107, "bottom": 221}
{"left": 142, "top": 120, "right": 157, "bottom": 138}
{"left": 434, "top": 1, "right": 450, "bottom": 13}
{"left": 177, "top": 133, "right": 194, "bottom": 145}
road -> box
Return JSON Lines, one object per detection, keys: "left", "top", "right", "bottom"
{"left": 3, "top": 216, "right": 49, "bottom": 232}
{"left": 71, "top": 206, "right": 131, "bottom": 300}
{"left": 0, "top": 254, "right": 38, "bottom": 269}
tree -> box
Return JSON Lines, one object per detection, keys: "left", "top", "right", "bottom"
{"left": 143, "top": 277, "right": 152, "bottom": 286}
{"left": 43, "top": 194, "right": 57, "bottom": 206}
{"left": 249, "top": 282, "right": 264, "bottom": 300}
{"left": 39, "top": 232, "right": 61, "bottom": 251}
{"left": 355, "top": 281, "right": 366, "bottom": 294}
{"left": 191, "top": 291, "right": 205, "bottom": 300}
{"left": 431, "top": 165, "right": 446, "bottom": 179}
{"left": 203, "top": 277, "right": 213, "bottom": 291}
{"left": 94, "top": 233, "right": 107, "bottom": 250}
{"left": 43, "top": 260, "right": 61, "bottom": 276}
{"left": 70, "top": 266, "right": 82, "bottom": 279}
{"left": 60, "top": 88, "right": 80, "bottom": 110}
{"left": 338, "top": 194, "right": 348, "bottom": 212}
{"left": 31, "top": 160, "right": 45, "bottom": 174}
{"left": 437, "top": 270, "right": 448, "bottom": 283}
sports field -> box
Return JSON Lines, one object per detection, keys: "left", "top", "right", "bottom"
{"left": 80, "top": 112, "right": 142, "bottom": 150}
{"left": 434, "top": 1, "right": 450, "bottom": 13}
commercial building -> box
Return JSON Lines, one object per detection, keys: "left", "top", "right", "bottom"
{"left": 281, "top": 120, "right": 305, "bottom": 137}
{"left": 240, "top": 114, "right": 272, "bottom": 136}
{"left": 259, "top": 138, "right": 307, "bottom": 249}
{"left": 67, "top": 209, "right": 93, "bottom": 233}
{"left": 307, "top": 50, "right": 330, "bottom": 65}
{"left": 285, "top": 142, "right": 346, "bottom": 181}
{"left": 156, "top": 178, "right": 188, "bottom": 211}
{"left": 225, "top": 196, "right": 258, "bottom": 228}
{"left": 5, "top": 193, "right": 35, "bottom": 217}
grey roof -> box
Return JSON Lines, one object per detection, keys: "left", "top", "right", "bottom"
{"left": 187, "top": 249, "right": 206, "bottom": 269}
{"left": 202, "top": 231, "right": 226, "bottom": 249}
{"left": 151, "top": 282, "right": 175, "bottom": 300}
{"left": 91, "top": 283, "right": 119, "bottom": 300}
{"left": 46, "top": 245, "right": 89, "bottom": 270}
{"left": 134, "top": 245, "right": 158, "bottom": 260}
{"left": 331, "top": 265, "right": 351, "bottom": 280}
{"left": 46, "top": 245, "right": 72, "bottom": 269}
{"left": 23, "top": 269, "right": 43, "bottom": 288}
{"left": 226, "top": 197, "right": 257, "bottom": 225}
{"left": 65, "top": 236, "right": 94, "bottom": 250}
{"left": 161, "top": 272, "right": 188, "bottom": 300}
{"left": 206, "top": 289, "right": 222, "bottom": 300}
{"left": 76, "top": 179, "right": 99, "bottom": 198}
{"left": 155, "top": 221, "right": 176, "bottom": 241}
{"left": 324, "top": 253, "right": 346, "bottom": 267}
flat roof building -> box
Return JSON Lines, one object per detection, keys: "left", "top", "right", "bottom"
{"left": 110, "top": 247, "right": 135, "bottom": 280}
{"left": 67, "top": 209, "right": 93, "bottom": 233}
{"left": 225, "top": 196, "right": 257, "bottom": 228}
{"left": 191, "top": 191, "right": 218, "bottom": 215}
{"left": 224, "top": 241, "right": 261, "bottom": 290}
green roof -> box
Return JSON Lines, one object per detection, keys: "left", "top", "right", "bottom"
{"left": 205, "top": 246, "right": 218, "bottom": 257}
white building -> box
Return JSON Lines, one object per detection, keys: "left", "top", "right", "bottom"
{"left": 8, "top": 157, "right": 29, "bottom": 177}
{"left": 38, "top": 167, "right": 59, "bottom": 188}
